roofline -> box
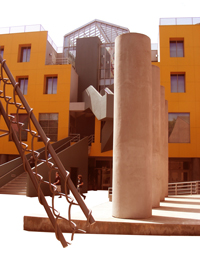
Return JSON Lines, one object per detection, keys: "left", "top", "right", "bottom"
{"left": 64, "top": 19, "right": 130, "bottom": 37}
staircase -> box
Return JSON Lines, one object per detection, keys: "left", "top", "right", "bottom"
{"left": 0, "top": 172, "right": 27, "bottom": 195}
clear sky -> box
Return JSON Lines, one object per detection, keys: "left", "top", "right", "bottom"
{"left": 0, "top": 0, "right": 199, "bottom": 47}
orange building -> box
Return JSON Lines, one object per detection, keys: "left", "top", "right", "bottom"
{"left": 1, "top": 18, "right": 200, "bottom": 191}
{"left": 0, "top": 27, "right": 75, "bottom": 158}
{"left": 153, "top": 17, "right": 200, "bottom": 182}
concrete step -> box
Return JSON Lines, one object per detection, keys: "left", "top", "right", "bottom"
{"left": 0, "top": 173, "right": 27, "bottom": 195}
{"left": 23, "top": 193, "right": 200, "bottom": 236}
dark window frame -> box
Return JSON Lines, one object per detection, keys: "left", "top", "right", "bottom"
{"left": 18, "top": 77, "right": 28, "bottom": 95}
{"left": 170, "top": 73, "right": 185, "bottom": 93}
{"left": 45, "top": 76, "right": 58, "bottom": 94}
{"left": 19, "top": 45, "right": 31, "bottom": 62}
{"left": 170, "top": 40, "right": 184, "bottom": 57}
{"left": 38, "top": 113, "right": 58, "bottom": 142}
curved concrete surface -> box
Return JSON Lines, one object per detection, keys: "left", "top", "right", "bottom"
{"left": 112, "top": 33, "right": 152, "bottom": 219}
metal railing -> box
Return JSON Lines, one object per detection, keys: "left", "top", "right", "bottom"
{"left": 69, "top": 133, "right": 81, "bottom": 143}
{"left": 168, "top": 181, "right": 200, "bottom": 195}
{"left": 160, "top": 17, "right": 200, "bottom": 26}
{"left": 0, "top": 24, "right": 63, "bottom": 53}
{"left": 88, "top": 135, "right": 95, "bottom": 146}
{"left": 0, "top": 54, "right": 95, "bottom": 247}
{"left": 108, "top": 181, "right": 200, "bottom": 200}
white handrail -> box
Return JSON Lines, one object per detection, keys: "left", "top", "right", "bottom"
{"left": 108, "top": 181, "right": 200, "bottom": 199}
{"left": 168, "top": 181, "right": 200, "bottom": 195}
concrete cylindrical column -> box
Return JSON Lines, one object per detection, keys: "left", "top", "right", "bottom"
{"left": 160, "top": 86, "right": 166, "bottom": 201}
{"left": 152, "top": 65, "right": 161, "bottom": 208}
{"left": 112, "top": 33, "right": 152, "bottom": 219}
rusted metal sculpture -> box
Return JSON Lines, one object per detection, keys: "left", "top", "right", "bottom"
{"left": 0, "top": 54, "right": 95, "bottom": 247}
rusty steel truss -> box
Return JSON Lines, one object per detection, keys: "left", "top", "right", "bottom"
{"left": 0, "top": 54, "right": 95, "bottom": 248}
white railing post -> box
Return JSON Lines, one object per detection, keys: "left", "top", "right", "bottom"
{"left": 175, "top": 184, "right": 177, "bottom": 195}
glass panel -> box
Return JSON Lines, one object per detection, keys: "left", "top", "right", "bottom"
{"left": 49, "top": 128, "right": 58, "bottom": 134}
{"left": 46, "top": 77, "right": 57, "bottom": 94}
{"left": 19, "top": 79, "right": 24, "bottom": 93}
{"left": 19, "top": 78, "right": 28, "bottom": 95}
{"left": 160, "top": 18, "right": 176, "bottom": 25}
{"left": 177, "top": 41, "right": 184, "bottom": 57}
{"left": 177, "top": 17, "right": 192, "bottom": 25}
{"left": 21, "top": 48, "right": 26, "bottom": 62}
{"left": 52, "top": 77, "right": 57, "bottom": 94}
{"left": 21, "top": 47, "right": 31, "bottom": 62}
{"left": 168, "top": 113, "right": 190, "bottom": 143}
{"left": 24, "top": 78, "right": 28, "bottom": 94}
{"left": 49, "top": 121, "right": 58, "bottom": 127}
{"left": 49, "top": 113, "right": 58, "bottom": 120}
{"left": 39, "top": 121, "right": 48, "bottom": 127}
{"left": 178, "top": 75, "right": 185, "bottom": 92}
{"left": 47, "top": 78, "right": 52, "bottom": 94}
{"left": 170, "top": 41, "right": 177, "bottom": 57}
{"left": 0, "top": 49, "right": 4, "bottom": 57}
{"left": 38, "top": 113, "right": 58, "bottom": 142}
{"left": 171, "top": 75, "right": 177, "bottom": 92}
{"left": 26, "top": 47, "right": 31, "bottom": 62}
{"left": 193, "top": 17, "right": 200, "bottom": 24}
{"left": 39, "top": 113, "right": 49, "bottom": 120}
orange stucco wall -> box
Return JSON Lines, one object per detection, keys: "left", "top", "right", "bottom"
{"left": 0, "top": 31, "right": 72, "bottom": 155}
{"left": 89, "top": 118, "right": 113, "bottom": 157}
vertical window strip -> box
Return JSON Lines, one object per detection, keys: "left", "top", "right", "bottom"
{"left": 0, "top": 48, "right": 4, "bottom": 57}
{"left": 20, "top": 47, "right": 31, "bottom": 62}
{"left": 170, "top": 40, "right": 184, "bottom": 57}
{"left": 19, "top": 78, "right": 28, "bottom": 95}
{"left": 171, "top": 74, "right": 185, "bottom": 93}
{"left": 39, "top": 113, "right": 58, "bottom": 141}
{"left": 46, "top": 77, "right": 57, "bottom": 94}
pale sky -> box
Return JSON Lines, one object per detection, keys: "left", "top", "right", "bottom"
{"left": 0, "top": 0, "right": 199, "bottom": 47}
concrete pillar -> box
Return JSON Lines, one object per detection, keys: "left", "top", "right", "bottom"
{"left": 152, "top": 65, "right": 161, "bottom": 208}
{"left": 164, "top": 100, "right": 168, "bottom": 197}
{"left": 112, "top": 33, "right": 152, "bottom": 219}
{"left": 160, "top": 86, "right": 166, "bottom": 201}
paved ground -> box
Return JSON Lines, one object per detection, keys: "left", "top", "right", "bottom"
{"left": 0, "top": 191, "right": 200, "bottom": 266}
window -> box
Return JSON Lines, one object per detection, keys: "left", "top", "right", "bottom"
{"left": 45, "top": 76, "right": 57, "bottom": 94}
{"left": 168, "top": 113, "right": 190, "bottom": 143}
{"left": 171, "top": 74, "right": 185, "bottom": 93}
{"left": 39, "top": 113, "right": 58, "bottom": 142}
{"left": 0, "top": 47, "right": 4, "bottom": 58}
{"left": 20, "top": 46, "right": 31, "bottom": 62}
{"left": 9, "top": 114, "right": 28, "bottom": 141}
{"left": 170, "top": 40, "right": 184, "bottom": 57}
{"left": 18, "top": 77, "right": 28, "bottom": 95}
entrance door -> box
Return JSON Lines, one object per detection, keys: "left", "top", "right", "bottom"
{"left": 95, "top": 159, "right": 112, "bottom": 190}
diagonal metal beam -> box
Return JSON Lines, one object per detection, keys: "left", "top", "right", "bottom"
{"left": 0, "top": 54, "right": 95, "bottom": 247}
{"left": 0, "top": 101, "right": 69, "bottom": 247}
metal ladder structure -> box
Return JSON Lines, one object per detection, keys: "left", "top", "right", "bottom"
{"left": 0, "top": 54, "right": 95, "bottom": 248}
